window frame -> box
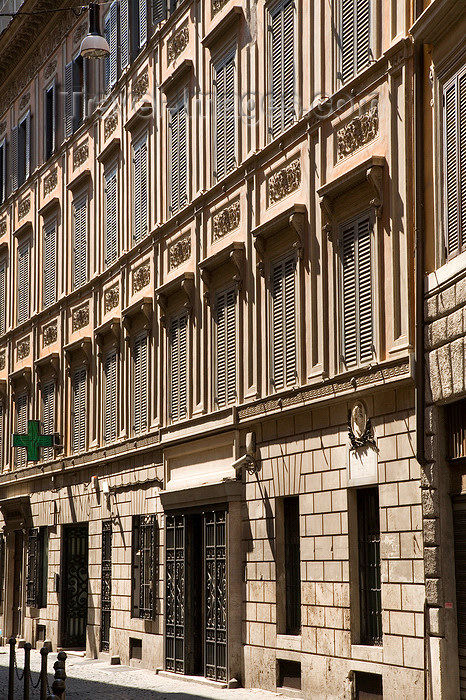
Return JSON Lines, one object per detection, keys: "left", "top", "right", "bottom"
{"left": 267, "top": 0, "right": 297, "bottom": 141}
{"left": 17, "top": 238, "right": 30, "bottom": 325}
{"left": 213, "top": 284, "right": 237, "bottom": 409}
{"left": 168, "top": 310, "right": 189, "bottom": 423}
{"left": 269, "top": 251, "right": 298, "bottom": 392}
{"left": 212, "top": 47, "right": 237, "bottom": 184}
{"left": 0, "top": 137, "right": 6, "bottom": 205}
{"left": 14, "top": 391, "right": 28, "bottom": 468}
{"left": 131, "top": 514, "right": 157, "bottom": 619}
{"left": 71, "top": 365, "right": 87, "bottom": 454}
{"left": 44, "top": 79, "right": 57, "bottom": 161}
{"left": 26, "top": 526, "right": 48, "bottom": 609}
{"left": 104, "top": 165, "right": 118, "bottom": 266}
{"left": 132, "top": 135, "right": 149, "bottom": 245}
{"left": 43, "top": 219, "right": 57, "bottom": 308}
{"left": 132, "top": 331, "right": 149, "bottom": 435}
{"left": 17, "top": 109, "right": 31, "bottom": 189}
{"left": 168, "top": 94, "right": 189, "bottom": 217}
{"left": 41, "top": 379, "right": 55, "bottom": 462}
{"left": 443, "top": 66, "right": 466, "bottom": 260}
{"left": 336, "top": 0, "right": 375, "bottom": 88}
{"left": 103, "top": 347, "right": 118, "bottom": 443}
{"left": 72, "top": 194, "right": 88, "bottom": 290}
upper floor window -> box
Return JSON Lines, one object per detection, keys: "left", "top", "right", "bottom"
{"left": 72, "top": 196, "right": 87, "bottom": 289}
{"left": 17, "top": 240, "right": 30, "bottom": 324}
{"left": 71, "top": 367, "right": 87, "bottom": 454}
{"left": 12, "top": 110, "right": 31, "bottom": 191}
{"left": 133, "top": 137, "right": 148, "bottom": 244}
{"left": 0, "top": 259, "right": 6, "bottom": 335}
{"left": 43, "top": 221, "right": 57, "bottom": 308}
{"left": 168, "top": 99, "right": 188, "bottom": 215}
{"left": 41, "top": 380, "right": 55, "bottom": 462}
{"left": 104, "top": 168, "right": 118, "bottom": 264}
{"left": 0, "top": 138, "right": 6, "bottom": 205}
{"left": 65, "top": 56, "right": 86, "bottom": 138}
{"left": 104, "top": 349, "right": 118, "bottom": 443}
{"left": 338, "top": 0, "right": 372, "bottom": 85}
{"left": 444, "top": 68, "right": 466, "bottom": 259}
{"left": 120, "top": 0, "right": 149, "bottom": 72}
{"left": 133, "top": 332, "right": 148, "bottom": 434}
{"left": 340, "top": 213, "right": 373, "bottom": 368}
{"left": 269, "top": 0, "right": 295, "bottom": 140}
{"left": 271, "top": 254, "right": 297, "bottom": 390}
{"left": 44, "top": 81, "right": 56, "bottom": 161}
{"left": 104, "top": 2, "right": 118, "bottom": 93}
{"left": 213, "top": 53, "right": 236, "bottom": 182}
{"left": 214, "top": 288, "right": 236, "bottom": 408}
{"left": 169, "top": 312, "right": 188, "bottom": 422}
{"left": 15, "top": 392, "right": 28, "bottom": 468}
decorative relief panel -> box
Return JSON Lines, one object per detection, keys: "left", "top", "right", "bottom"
{"left": 73, "top": 141, "right": 89, "bottom": 170}
{"left": 73, "top": 23, "right": 87, "bottom": 46}
{"left": 337, "top": 104, "right": 379, "bottom": 161}
{"left": 105, "top": 285, "right": 119, "bottom": 313}
{"left": 169, "top": 234, "right": 191, "bottom": 270}
{"left": 44, "top": 59, "right": 57, "bottom": 80}
{"left": 132, "top": 262, "right": 151, "bottom": 293}
{"left": 268, "top": 159, "right": 301, "bottom": 206}
{"left": 104, "top": 109, "right": 118, "bottom": 141}
{"left": 212, "top": 0, "right": 229, "bottom": 16}
{"left": 17, "top": 337, "right": 30, "bottom": 361}
{"left": 19, "top": 92, "right": 30, "bottom": 112}
{"left": 0, "top": 219, "right": 6, "bottom": 237}
{"left": 72, "top": 304, "right": 90, "bottom": 332}
{"left": 213, "top": 200, "right": 240, "bottom": 242}
{"left": 0, "top": 350, "right": 5, "bottom": 371}
{"left": 43, "top": 321, "right": 58, "bottom": 347}
{"left": 0, "top": 121, "right": 6, "bottom": 136}
{"left": 18, "top": 196, "right": 31, "bottom": 220}
{"left": 132, "top": 70, "right": 149, "bottom": 104}
{"left": 168, "top": 21, "right": 189, "bottom": 64}
{"left": 44, "top": 169, "right": 57, "bottom": 196}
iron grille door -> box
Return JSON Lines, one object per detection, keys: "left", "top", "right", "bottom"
{"left": 101, "top": 520, "right": 112, "bottom": 652}
{"left": 204, "top": 510, "right": 227, "bottom": 682}
{"left": 166, "top": 514, "right": 186, "bottom": 673}
{"left": 62, "top": 524, "right": 89, "bottom": 648}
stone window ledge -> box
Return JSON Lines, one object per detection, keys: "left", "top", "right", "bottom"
{"left": 425, "top": 249, "right": 466, "bottom": 296}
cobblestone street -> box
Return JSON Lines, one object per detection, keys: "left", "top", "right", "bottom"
{"left": 0, "top": 648, "right": 280, "bottom": 700}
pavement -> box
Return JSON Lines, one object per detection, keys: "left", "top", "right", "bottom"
{"left": 0, "top": 647, "right": 282, "bottom": 700}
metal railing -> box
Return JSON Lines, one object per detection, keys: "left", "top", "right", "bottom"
{"left": 8, "top": 637, "right": 67, "bottom": 700}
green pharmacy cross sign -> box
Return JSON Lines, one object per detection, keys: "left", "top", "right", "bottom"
{"left": 13, "top": 420, "right": 54, "bottom": 463}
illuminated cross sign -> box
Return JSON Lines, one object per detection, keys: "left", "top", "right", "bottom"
{"left": 13, "top": 420, "right": 54, "bottom": 463}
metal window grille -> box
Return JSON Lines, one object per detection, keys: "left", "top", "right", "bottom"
{"left": 101, "top": 520, "right": 112, "bottom": 651}
{"left": 132, "top": 515, "right": 156, "bottom": 620}
{"left": 448, "top": 400, "right": 466, "bottom": 460}
{"left": 357, "top": 487, "right": 382, "bottom": 645}
{"left": 284, "top": 496, "right": 301, "bottom": 635}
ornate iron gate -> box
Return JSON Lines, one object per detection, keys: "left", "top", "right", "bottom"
{"left": 62, "top": 524, "right": 88, "bottom": 648}
{"left": 100, "top": 520, "right": 112, "bottom": 652}
{"left": 165, "top": 509, "right": 227, "bottom": 681}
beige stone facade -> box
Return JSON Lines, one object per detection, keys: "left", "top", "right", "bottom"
{"left": 0, "top": 0, "right": 428, "bottom": 698}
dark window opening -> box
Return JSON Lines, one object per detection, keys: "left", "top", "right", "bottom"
{"left": 357, "top": 488, "right": 382, "bottom": 645}
{"left": 284, "top": 496, "right": 301, "bottom": 635}
{"left": 355, "top": 671, "right": 383, "bottom": 699}
{"left": 36, "top": 624, "right": 46, "bottom": 643}
{"left": 45, "top": 83, "right": 56, "bottom": 160}
{"left": 73, "top": 57, "right": 85, "bottom": 132}
{"left": 278, "top": 659, "right": 301, "bottom": 690}
{"left": 132, "top": 514, "right": 157, "bottom": 619}
{"left": 129, "top": 637, "right": 142, "bottom": 660}
{"left": 447, "top": 399, "right": 466, "bottom": 460}
{"left": 0, "top": 141, "right": 5, "bottom": 204}
{"left": 18, "top": 115, "right": 30, "bottom": 188}
{"left": 26, "top": 527, "right": 48, "bottom": 608}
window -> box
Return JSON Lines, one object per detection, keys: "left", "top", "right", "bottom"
{"left": 121, "top": 0, "right": 149, "bottom": 70}
{"left": 132, "top": 514, "right": 156, "bottom": 619}
{"left": 271, "top": 255, "right": 297, "bottom": 390}
{"left": 64, "top": 56, "right": 86, "bottom": 137}
{"left": 104, "top": 169, "right": 118, "bottom": 265}
{"left": 26, "top": 527, "right": 48, "bottom": 608}
{"left": 357, "top": 487, "right": 382, "bottom": 645}
{"left": 18, "top": 111, "right": 31, "bottom": 189}
{"left": 41, "top": 380, "right": 55, "bottom": 461}
{"left": 341, "top": 213, "right": 373, "bottom": 367}
{"left": 133, "top": 333, "right": 148, "bottom": 434}
{"left": 0, "top": 533, "right": 4, "bottom": 604}
{"left": 0, "top": 138, "right": 6, "bottom": 204}
{"left": 444, "top": 68, "right": 466, "bottom": 258}
{"left": 0, "top": 259, "right": 6, "bottom": 334}
{"left": 169, "top": 100, "right": 188, "bottom": 215}
{"left": 104, "top": 349, "right": 118, "bottom": 443}
{"left": 354, "top": 672, "right": 383, "bottom": 699}
{"left": 71, "top": 367, "right": 87, "bottom": 453}
{"left": 169, "top": 312, "right": 187, "bottom": 422}
{"left": 17, "top": 241, "right": 30, "bottom": 324}
{"left": 284, "top": 497, "right": 301, "bottom": 635}
{"left": 101, "top": 520, "right": 112, "bottom": 652}
{"left": 447, "top": 399, "right": 466, "bottom": 460}
{"left": 338, "top": 0, "right": 372, "bottom": 84}
{"left": 214, "top": 54, "right": 236, "bottom": 181}
{"left": 269, "top": 0, "right": 295, "bottom": 139}
{"left": 133, "top": 138, "right": 148, "bottom": 244}
{"left": 72, "top": 196, "right": 87, "bottom": 289}
{"left": 43, "top": 222, "right": 56, "bottom": 307}
{"left": 0, "top": 402, "right": 4, "bottom": 469}
{"left": 214, "top": 288, "right": 236, "bottom": 408}
{"left": 15, "top": 392, "right": 28, "bottom": 468}
{"left": 44, "top": 82, "right": 56, "bottom": 160}
{"left": 104, "top": 2, "right": 118, "bottom": 93}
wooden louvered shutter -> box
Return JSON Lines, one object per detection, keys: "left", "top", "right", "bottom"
{"left": 15, "top": 393, "right": 28, "bottom": 467}
{"left": 357, "top": 217, "right": 373, "bottom": 363}
{"left": 341, "top": 0, "right": 370, "bottom": 83}
{"left": 460, "top": 73, "right": 466, "bottom": 251}
{"left": 341, "top": 0, "right": 354, "bottom": 83}
{"left": 139, "top": 0, "right": 147, "bottom": 47}
{"left": 356, "top": 0, "right": 370, "bottom": 74}
{"left": 120, "top": 0, "right": 130, "bottom": 71}
{"left": 170, "top": 314, "right": 188, "bottom": 422}
{"left": 342, "top": 222, "right": 357, "bottom": 365}
{"left": 41, "top": 381, "right": 55, "bottom": 461}
{"left": 271, "top": 1, "right": 295, "bottom": 139}
{"left": 169, "top": 103, "right": 187, "bottom": 215}
{"left": 0, "top": 403, "right": 3, "bottom": 468}
{"left": 133, "top": 139, "right": 148, "bottom": 243}
{"left": 104, "top": 350, "right": 117, "bottom": 442}
{"left": 17, "top": 242, "right": 30, "bottom": 324}
{"left": 24, "top": 111, "right": 31, "bottom": 181}
{"left": 215, "top": 289, "right": 236, "bottom": 407}
{"left": 215, "top": 57, "right": 236, "bottom": 181}
{"left": 133, "top": 334, "right": 148, "bottom": 434}
{"left": 152, "top": 0, "right": 166, "bottom": 25}
{"left": 64, "top": 61, "right": 73, "bottom": 138}
{"left": 282, "top": 0, "right": 295, "bottom": 130}
{"left": 10, "top": 126, "right": 18, "bottom": 192}
{"left": 445, "top": 72, "right": 466, "bottom": 257}
{"left": 73, "top": 198, "right": 87, "bottom": 289}
{"left": 0, "top": 262, "right": 6, "bottom": 334}
{"left": 43, "top": 223, "right": 56, "bottom": 307}
{"left": 271, "top": 257, "right": 296, "bottom": 390}
{"left": 0, "top": 140, "right": 6, "bottom": 203}
{"left": 72, "top": 367, "right": 87, "bottom": 453}
{"left": 105, "top": 170, "right": 118, "bottom": 264}
{"left": 105, "top": 2, "right": 118, "bottom": 92}
{"left": 178, "top": 104, "right": 188, "bottom": 211}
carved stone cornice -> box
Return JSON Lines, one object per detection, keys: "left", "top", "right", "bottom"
{"left": 161, "top": 59, "right": 193, "bottom": 93}
{"left": 9, "top": 366, "right": 32, "bottom": 390}
{"left": 122, "top": 297, "right": 153, "bottom": 334}
{"left": 35, "top": 352, "right": 60, "bottom": 378}
{"left": 203, "top": 5, "right": 244, "bottom": 47}
{"left": 95, "top": 318, "right": 121, "bottom": 350}
{"left": 64, "top": 337, "right": 92, "bottom": 366}
{"left": 156, "top": 272, "right": 195, "bottom": 326}
{"left": 199, "top": 241, "right": 245, "bottom": 303}
{"left": 252, "top": 204, "right": 307, "bottom": 275}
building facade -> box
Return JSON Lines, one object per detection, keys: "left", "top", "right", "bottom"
{"left": 0, "top": 1, "right": 428, "bottom": 698}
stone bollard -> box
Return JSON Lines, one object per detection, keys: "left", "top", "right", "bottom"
{"left": 46, "top": 650, "right": 67, "bottom": 700}
{"left": 40, "top": 642, "right": 51, "bottom": 700}
{"left": 23, "top": 642, "right": 32, "bottom": 700}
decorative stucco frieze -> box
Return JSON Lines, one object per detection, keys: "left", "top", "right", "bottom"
{"left": 72, "top": 304, "right": 90, "bottom": 332}
{"left": 132, "top": 71, "right": 149, "bottom": 104}
{"left": 0, "top": 121, "right": 6, "bottom": 136}
{"left": 43, "top": 321, "right": 58, "bottom": 347}
{"left": 168, "top": 21, "right": 189, "bottom": 64}
{"left": 169, "top": 235, "right": 191, "bottom": 270}
{"left": 213, "top": 201, "right": 240, "bottom": 242}
{"left": 73, "top": 23, "right": 87, "bottom": 46}
{"left": 44, "top": 59, "right": 57, "bottom": 80}
{"left": 18, "top": 196, "right": 31, "bottom": 220}
{"left": 105, "top": 285, "right": 119, "bottom": 313}
{"left": 133, "top": 263, "right": 151, "bottom": 293}
{"left": 19, "top": 92, "right": 30, "bottom": 112}
{"left": 268, "top": 159, "right": 301, "bottom": 206}
{"left": 0, "top": 350, "right": 5, "bottom": 371}
{"left": 44, "top": 169, "right": 57, "bottom": 196}
{"left": 104, "top": 109, "right": 118, "bottom": 141}
{"left": 337, "top": 104, "right": 379, "bottom": 161}
{"left": 73, "top": 141, "right": 89, "bottom": 170}
{"left": 17, "top": 337, "right": 30, "bottom": 361}
{"left": 212, "top": 0, "right": 229, "bottom": 16}
{"left": 0, "top": 219, "right": 6, "bottom": 237}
